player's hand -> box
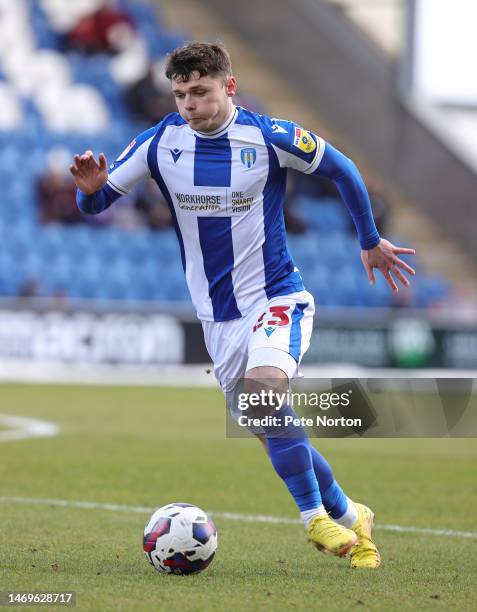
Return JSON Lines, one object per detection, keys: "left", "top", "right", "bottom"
{"left": 361, "top": 238, "right": 416, "bottom": 292}
{"left": 70, "top": 150, "right": 108, "bottom": 195}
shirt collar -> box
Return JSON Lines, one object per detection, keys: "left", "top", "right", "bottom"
{"left": 192, "top": 105, "right": 238, "bottom": 138}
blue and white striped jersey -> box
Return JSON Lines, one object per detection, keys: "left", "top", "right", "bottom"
{"left": 106, "top": 106, "right": 326, "bottom": 322}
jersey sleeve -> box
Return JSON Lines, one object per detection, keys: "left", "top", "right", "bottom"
{"left": 266, "top": 118, "right": 326, "bottom": 174}
{"left": 106, "top": 125, "right": 158, "bottom": 195}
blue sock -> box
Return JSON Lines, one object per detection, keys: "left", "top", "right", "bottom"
{"left": 264, "top": 405, "right": 322, "bottom": 512}
{"left": 309, "top": 445, "right": 349, "bottom": 519}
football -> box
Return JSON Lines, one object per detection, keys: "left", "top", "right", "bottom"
{"left": 143, "top": 502, "right": 218, "bottom": 575}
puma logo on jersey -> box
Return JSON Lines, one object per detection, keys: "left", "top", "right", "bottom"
{"left": 271, "top": 123, "right": 288, "bottom": 134}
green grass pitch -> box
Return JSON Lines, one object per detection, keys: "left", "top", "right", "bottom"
{"left": 1, "top": 383, "right": 476, "bottom": 611}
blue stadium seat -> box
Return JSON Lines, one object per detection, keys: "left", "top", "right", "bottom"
{"left": 92, "top": 228, "right": 126, "bottom": 260}
{"left": 416, "top": 277, "right": 449, "bottom": 307}
{"left": 358, "top": 276, "right": 391, "bottom": 307}
{"left": 124, "top": 229, "right": 152, "bottom": 261}
{"left": 60, "top": 226, "right": 96, "bottom": 259}
{"left": 30, "top": 0, "right": 59, "bottom": 49}
{"left": 38, "top": 225, "right": 67, "bottom": 260}
{"left": 43, "top": 255, "right": 72, "bottom": 294}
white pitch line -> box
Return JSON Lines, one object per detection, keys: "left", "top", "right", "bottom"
{"left": 0, "top": 415, "right": 59, "bottom": 442}
{"left": 1, "top": 496, "right": 476, "bottom": 539}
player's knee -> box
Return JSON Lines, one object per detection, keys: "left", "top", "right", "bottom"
{"left": 245, "top": 365, "right": 287, "bottom": 380}
{"left": 243, "top": 366, "right": 289, "bottom": 417}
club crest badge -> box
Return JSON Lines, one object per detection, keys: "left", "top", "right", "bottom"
{"left": 240, "top": 147, "right": 257, "bottom": 169}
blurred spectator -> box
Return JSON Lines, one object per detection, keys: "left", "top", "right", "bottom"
{"left": 19, "top": 279, "right": 41, "bottom": 298}
{"left": 290, "top": 169, "right": 390, "bottom": 236}
{"left": 134, "top": 180, "right": 173, "bottom": 230}
{"left": 103, "top": 181, "right": 173, "bottom": 230}
{"left": 291, "top": 169, "right": 340, "bottom": 200}
{"left": 125, "top": 60, "right": 176, "bottom": 125}
{"left": 64, "top": 0, "right": 135, "bottom": 56}
{"left": 390, "top": 285, "right": 415, "bottom": 309}
{"left": 428, "top": 281, "right": 476, "bottom": 322}
{"left": 16, "top": 279, "right": 69, "bottom": 309}
{"left": 365, "top": 177, "right": 390, "bottom": 236}
{"left": 284, "top": 171, "right": 307, "bottom": 234}
{"left": 106, "top": 192, "right": 141, "bottom": 230}
{"left": 284, "top": 202, "right": 307, "bottom": 234}
{"left": 37, "top": 148, "right": 85, "bottom": 225}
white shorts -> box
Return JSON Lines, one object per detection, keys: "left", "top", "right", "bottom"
{"left": 202, "top": 290, "right": 315, "bottom": 400}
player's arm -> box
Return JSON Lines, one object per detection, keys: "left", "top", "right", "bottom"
{"left": 267, "top": 119, "right": 416, "bottom": 292}
{"left": 70, "top": 126, "right": 157, "bottom": 215}
{"left": 315, "top": 144, "right": 416, "bottom": 292}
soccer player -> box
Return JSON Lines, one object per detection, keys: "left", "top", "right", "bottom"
{"left": 70, "top": 41, "right": 416, "bottom": 568}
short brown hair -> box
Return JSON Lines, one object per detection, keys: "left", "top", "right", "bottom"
{"left": 165, "top": 41, "right": 232, "bottom": 82}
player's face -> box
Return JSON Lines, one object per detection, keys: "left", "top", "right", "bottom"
{"left": 172, "top": 72, "right": 237, "bottom": 133}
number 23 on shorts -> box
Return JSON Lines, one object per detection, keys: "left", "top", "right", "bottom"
{"left": 253, "top": 305, "right": 291, "bottom": 334}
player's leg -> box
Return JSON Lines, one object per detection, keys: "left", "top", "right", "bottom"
{"left": 309, "top": 446, "right": 357, "bottom": 525}
{"left": 244, "top": 353, "right": 357, "bottom": 554}
{"left": 258, "top": 292, "right": 379, "bottom": 566}
{"left": 245, "top": 292, "right": 381, "bottom": 563}
{"left": 257, "top": 434, "right": 357, "bottom": 525}
{"left": 252, "top": 389, "right": 379, "bottom": 566}
{"left": 201, "top": 310, "right": 337, "bottom": 545}
{"left": 244, "top": 365, "right": 326, "bottom": 524}
{"left": 247, "top": 293, "right": 351, "bottom": 519}
{"left": 204, "top": 295, "right": 376, "bottom": 564}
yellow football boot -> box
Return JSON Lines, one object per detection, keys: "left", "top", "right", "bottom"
{"left": 349, "top": 503, "right": 381, "bottom": 568}
{"left": 308, "top": 514, "right": 358, "bottom": 557}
